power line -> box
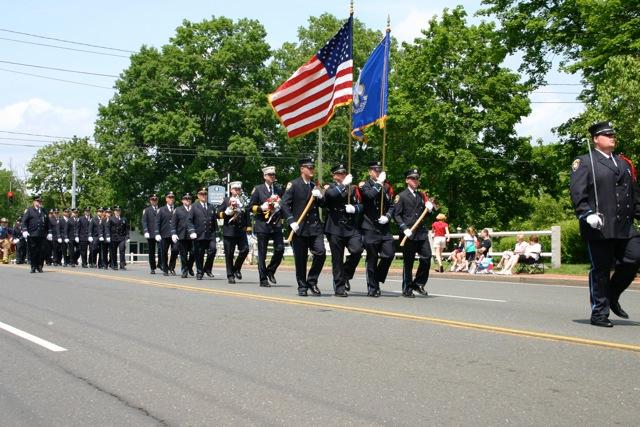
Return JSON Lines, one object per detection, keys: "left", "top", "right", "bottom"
{"left": 0, "top": 67, "right": 114, "bottom": 89}
{"left": 545, "top": 83, "right": 582, "bottom": 86}
{"left": 0, "top": 28, "right": 136, "bottom": 53}
{"left": 0, "top": 36, "right": 130, "bottom": 58}
{"left": 0, "top": 60, "right": 118, "bottom": 77}
{"left": 0, "top": 130, "right": 94, "bottom": 140}
{"left": 530, "top": 101, "right": 583, "bottom": 104}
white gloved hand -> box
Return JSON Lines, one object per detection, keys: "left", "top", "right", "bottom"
{"left": 273, "top": 202, "right": 281, "bottom": 211}
{"left": 189, "top": 232, "right": 197, "bottom": 239}
{"left": 290, "top": 222, "right": 300, "bottom": 233}
{"left": 171, "top": 234, "right": 178, "bottom": 243}
{"left": 22, "top": 231, "right": 29, "bottom": 238}
{"left": 88, "top": 236, "right": 94, "bottom": 243}
{"left": 106, "top": 237, "right": 111, "bottom": 243}
{"left": 311, "top": 188, "right": 322, "bottom": 199}
{"left": 376, "top": 171, "right": 386, "bottom": 185}
{"left": 426, "top": 201, "right": 434, "bottom": 212}
{"left": 13, "top": 238, "right": 19, "bottom": 244}
{"left": 99, "top": 237, "right": 104, "bottom": 242}
{"left": 343, "top": 174, "right": 353, "bottom": 186}
{"left": 225, "top": 207, "right": 234, "bottom": 216}
{"left": 260, "top": 202, "right": 270, "bottom": 211}
{"left": 46, "top": 233, "right": 52, "bottom": 241}
{"left": 377, "top": 215, "right": 389, "bottom": 225}
{"left": 144, "top": 232, "right": 150, "bottom": 239}
{"left": 127, "top": 239, "right": 130, "bottom": 243}
{"left": 74, "top": 237, "right": 79, "bottom": 243}
{"left": 57, "top": 238, "right": 62, "bottom": 243}
{"left": 65, "top": 238, "right": 70, "bottom": 243}
{"left": 345, "top": 204, "right": 355, "bottom": 214}
{"left": 586, "top": 214, "right": 603, "bottom": 229}
{"left": 155, "top": 234, "right": 162, "bottom": 242}
{"left": 403, "top": 229, "right": 413, "bottom": 238}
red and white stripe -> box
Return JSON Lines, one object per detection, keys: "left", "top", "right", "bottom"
{"left": 269, "top": 56, "right": 352, "bottom": 138}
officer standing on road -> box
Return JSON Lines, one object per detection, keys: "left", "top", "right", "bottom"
{"left": 60, "top": 208, "right": 71, "bottom": 266}
{"left": 69, "top": 208, "right": 80, "bottom": 267}
{"left": 249, "top": 166, "right": 285, "bottom": 287}
{"left": 394, "top": 168, "right": 434, "bottom": 298}
{"left": 22, "top": 195, "right": 50, "bottom": 273}
{"left": 106, "top": 206, "right": 129, "bottom": 270}
{"left": 99, "top": 208, "right": 110, "bottom": 269}
{"left": 219, "top": 182, "right": 250, "bottom": 284}
{"left": 49, "top": 208, "right": 62, "bottom": 266}
{"left": 14, "top": 216, "right": 27, "bottom": 264}
{"left": 359, "top": 161, "right": 395, "bottom": 297}
{"left": 142, "top": 194, "right": 160, "bottom": 274}
{"left": 156, "top": 192, "right": 178, "bottom": 276}
{"left": 323, "top": 163, "right": 363, "bottom": 297}
{"left": 171, "top": 193, "right": 196, "bottom": 278}
{"left": 192, "top": 187, "right": 217, "bottom": 280}
{"left": 45, "top": 209, "right": 56, "bottom": 265}
{"left": 282, "top": 157, "right": 326, "bottom": 297}
{"left": 89, "top": 207, "right": 103, "bottom": 268}
{"left": 570, "top": 121, "right": 640, "bottom": 327}
{"left": 78, "top": 207, "right": 92, "bottom": 268}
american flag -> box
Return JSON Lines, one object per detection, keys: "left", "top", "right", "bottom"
{"left": 269, "top": 16, "right": 353, "bottom": 138}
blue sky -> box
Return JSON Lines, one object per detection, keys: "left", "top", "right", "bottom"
{"left": 1, "top": 0, "right": 582, "bottom": 178}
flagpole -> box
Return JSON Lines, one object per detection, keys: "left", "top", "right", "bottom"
{"left": 348, "top": 0, "right": 354, "bottom": 199}
{"left": 380, "top": 16, "right": 390, "bottom": 216}
{"left": 318, "top": 128, "right": 323, "bottom": 185}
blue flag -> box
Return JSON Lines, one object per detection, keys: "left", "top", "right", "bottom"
{"left": 352, "top": 31, "right": 390, "bottom": 140}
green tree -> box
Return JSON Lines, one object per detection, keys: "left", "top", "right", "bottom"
{"left": 0, "top": 162, "right": 27, "bottom": 221}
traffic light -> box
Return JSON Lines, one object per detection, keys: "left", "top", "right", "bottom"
{"left": 6, "top": 191, "right": 13, "bottom": 205}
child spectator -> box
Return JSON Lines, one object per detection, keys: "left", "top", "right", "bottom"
{"left": 459, "top": 227, "right": 477, "bottom": 272}
{"left": 431, "top": 213, "right": 449, "bottom": 272}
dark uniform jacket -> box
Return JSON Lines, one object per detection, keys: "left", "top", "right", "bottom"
{"left": 156, "top": 205, "right": 175, "bottom": 238}
{"left": 323, "top": 182, "right": 361, "bottom": 237}
{"left": 60, "top": 216, "right": 70, "bottom": 240}
{"left": 191, "top": 201, "right": 217, "bottom": 240}
{"left": 570, "top": 151, "right": 640, "bottom": 240}
{"left": 249, "top": 183, "right": 284, "bottom": 234}
{"left": 219, "top": 197, "right": 248, "bottom": 238}
{"left": 69, "top": 217, "right": 80, "bottom": 239}
{"left": 142, "top": 205, "right": 159, "bottom": 237}
{"left": 22, "top": 207, "right": 49, "bottom": 237}
{"left": 89, "top": 216, "right": 102, "bottom": 239}
{"left": 359, "top": 179, "right": 394, "bottom": 239}
{"left": 282, "top": 177, "right": 324, "bottom": 237}
{"left": 393, "top": 188, "right": 429, "bottom": 241}
{"left": 78, "top": 216, "right": 91, "bottom": 241}
{"left": 106, "top": 216, "right": 129, "bottom": 242}
{"left": 48, "top": 216, "right": 60, "bottom": 240}
{"left": 170, "top": 206, "right": 195, "bottom": 240}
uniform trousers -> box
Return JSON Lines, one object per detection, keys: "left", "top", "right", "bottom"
{"left": 71, "top": 241, "right": 80, "bottom": 265}
{"left": 586, "top": 236, "right": 640, "bottom": 320}
{"left": 363, "top": 230, "right": 395, "bottom": 293}
{"left": 194, "top": 239, "right": 216, "bottom": 274}
{"left": 256, "top": 232, "right": 284, "bottom": 284}
{"left": 61, "top": 241, "right": 70, "bottom": 265}
{"left": 146, "top": 238, "right": 160, "bottom": 271}
{"left": 223, "top": 235, "right": 249, "bottom": 278}
{"left": 15, "top": 239, "right": 27, "bottom": 264}
{"left": 159, "top": 237, "right": 178, "bottom": 272}
{"left": 90, "top": 240, "right": 100, "bottom": 266}
{"left": 178, "top": 239, "right": 195, "bottom": 274}
{"left": 98, "top": 241, "right": 109, "bottom": 268}
{"left": 51, "top": 240, "right": 62, "bottom": 265}
{"left": 109, "top": 240, "right": 126, "bottom": 268}
{"left": 27, "top": 236, "right": 45, "bottom": 271}
{"left": 291, "top": 233, "right": 326, "bottom": 292}
{"left": 401, "top": 238, "right": 432, "bottom": 294}
{"left": 79, "top": 240, "right": 90, "bottom": 266}
{"left": 326, "top": 233, "right": 363, "bottom": 293}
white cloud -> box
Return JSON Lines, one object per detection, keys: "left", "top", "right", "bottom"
{"left": 392, "top": 8, "right": 439, "bottom": 43}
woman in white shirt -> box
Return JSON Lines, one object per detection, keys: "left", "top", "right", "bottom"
{"left": 498, "top": 235, "right": 541, "bottom": 275}
{"left": 496, "top": 234, "right": 528, "bottom": 271}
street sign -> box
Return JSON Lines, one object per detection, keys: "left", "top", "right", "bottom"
{"left": 208, "top": 185, "right": 226, "bottom": 206}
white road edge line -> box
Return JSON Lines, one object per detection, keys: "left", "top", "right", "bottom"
{"left": 0, "top": 321, "right": 67, "bottom": 352}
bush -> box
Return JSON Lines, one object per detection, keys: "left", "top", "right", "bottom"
{"left": 558, "top": 219, "right": 588, "bottom": 264}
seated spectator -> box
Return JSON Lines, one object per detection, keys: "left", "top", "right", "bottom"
{"left": 431, "top": 213, "right": 450, "bottom": 272}
{"left": 470, "top": 255, "right": 493, "bottom": 274}
{"left": 498, "top": 235, "right": 541, "bottom": 275}
{"left": 449, "top": 238, "right": 466, "bottom": 272}
{"left": 477, "top": 228, "right": 491, "bottom": 258}
{"left": 495, "top": 234, "right": 528, "bottom": 271}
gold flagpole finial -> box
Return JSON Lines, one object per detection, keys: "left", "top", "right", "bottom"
{"left": 350, "top": 0, "right": 354, "bottom": 15}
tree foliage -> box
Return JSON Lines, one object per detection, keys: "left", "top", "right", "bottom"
{"left": 0, "top": 162, "right": 27, "bottom": 221}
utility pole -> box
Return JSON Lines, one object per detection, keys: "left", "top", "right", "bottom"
{"left": 71, "top": 159, "right": 77, "bottom": 209}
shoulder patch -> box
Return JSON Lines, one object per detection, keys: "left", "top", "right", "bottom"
{"left": 572, "top": 159, "right": 581, "bottom": 171}
{"left": 286, "top": 182, "right": 292, "bottom": 191}
{"left": 394, "top": 195, "right": 400, "bottom": 204}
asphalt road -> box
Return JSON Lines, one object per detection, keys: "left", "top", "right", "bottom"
{"left": 1, "top": 263, "right": 639, "bottom": 426}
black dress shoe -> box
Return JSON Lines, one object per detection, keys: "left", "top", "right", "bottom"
{"left": 188, "top": 268, "right": 194, "bottom": 277}
{"left": 150, "top": 270, "right": 156, "bottom": 275}
{"left": 228, "top": 278, "right": 236, "bottom": 284}
{"left": 234, "top": 271, "right": 242, "bottom": 280}
{"left": 196, "top": 273, "right": 203, "bottom": 280}
{"left": 260, "top": 282, "right": 271, "bottom": 287}
{"left": 82, "top": 264, "right": 88, "bottom": 268}
{"left": 298, "top": 290, "right": 308, "bottom": 296}
{"left": 610, "top": 302, "right": 629, "bottom": 319}
{"left": 181, "top": 272, "right": 188, "bottom": 278}
{"left": 334, "top": 292, "right": 348, "bottom": 297}
{"left": 309, "top": 286, "right": 321, "bottom": 296}
{"left": 267, "top": 272, "right": 277, "bottom": 284}
{"left": 403, "top": 292, "right": 415, "bottom": 298}
{"left": 345, "top": 281, "right": 351, "bottom": 291}
{"left": 163, "top": 271, "right": 169, "bottom": 277}
{"left": 30, "top": 268, "right": 36, "bottom": 273}
{"left": 37, "top": 267, "right": 43, "bottom": 273}
{"left": 170, "top": 269, "right": 176, "bottom": 276}
{"left": 120, "top": 266, "right": 127, "bottom": 271}
{"left": 590, "top": 318, "right": 613, "bottom": 327}
{"left": 374, "top": 289, "right": 381, "bottom": 297}
{"left": 416, "top": 285, "right": 428, "bottom": 296}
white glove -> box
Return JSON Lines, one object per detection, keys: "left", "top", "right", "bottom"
{"left": 144, "top": 232, "right": 150, "bottom": 239}
{"left": 586, "top": 214, "right": 603, "bottom": 229}
{"left": 171, "top": 234, "right": 178, "bottom": 243}
{"left": 46, "top": 233, "right": 52, "bottom": 241}
{"left": 99, "top": 237, "right": 104, "bottom": 242}
{"left": 65, "top": 238, "right": 70, "bottom": 243}
{"left": 13, "top": 238, "right": 19, "bottom": 244}
{"left": 377, "top": 215, "right": 389, "bottom": 225}
{"left": 345, "top": 204, "right": 355, "bottom": 214}
{"left": 312, "top": 188, "right": 322, "bottom": 199}
{"left": 189, "top": 232, "right": 197, "bottom": 239}
{"left": 403, "top": 229, "right": 413, "bottom": 238}
{"left": 127, "top": 239, "right": 130, "bottom": 243}
{"left": 89, "top": 236, "right": 94, "bottom": 243}
{"left": 426, "top": 201, "right": 434, "bottom": 212}
{"left": 225, "top": 207, "right": 234, "bottom": 216}
{"left": 343, "top": 174, "right": 353, "bottom": 186}
{"left": 22, "top": 231, "right": 29, "bottom": 238}
{"left": 155, "top": 235, "right": 162, "bottom": 242}
{"left": 74, "top": 237, "right": 79, "bottom": 243}
{"left": 273, "top": 202, "right": 281, "bottom": 211}
{"left": 57, "top": 238, "right": 62, "bottom": 243}
{"left": 376, "top": 171, "right": 386, "bottom": 185}
{"left": 261, "top": 202, "right": 269, "bottom": 211}
{"left": 290, "top": 222, "right": 300, "bottom": 233}
{"left": 106, "top": 237, "right": 111, "bottom": 243}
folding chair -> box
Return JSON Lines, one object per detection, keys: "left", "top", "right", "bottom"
{"left": 516, "top": 256, "right": 545, "bottom": 274}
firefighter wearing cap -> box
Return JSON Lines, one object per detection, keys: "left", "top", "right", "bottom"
{"left": 69, "top": 208, "right": 80, "bottom": 266}
{"left": 282, "top": 157, "right": 326, "bottom": 296}
{"left": 22, "top": 195, "right": 50, "bottom": 273}
{"left": 156, "top": 192, "right": 178, "bottom": 276}
{"left": 44, "top": 209, "right": 56, "bottom": 265}
{"left": 14, "top": 217, "right": 27, "bottom": 264}
{"left": 60, "top": 208, "right": 71, "bottom": 266}
{"left": 171, "top": 193, "right": 196, "bottom": 278}
{"left": 88, "top": 208, "right": 103, "bottom": 268}
{"left": 48, "top": 208, "right": 62, "bottom": 266}
{"left": 570, "top": 121, "right": 640, "bottom": 327}
{"left": 142, "top": 194, "right": 161, "bottom": 274}
{"left": 218, "top": 182, "right": 250, "bottom": 283}
{"left": 359, "top": 161, "right": 395, "bottom": 297}
{"left": 323, "top": 163, "right": 363, "bottom": 296}
{"left": 192, "top": 187, "right": 218, "bottom": 280}
{"left": 99, "top": 208, "right": 111, "bottom": 268}
{"left": 77, "top": 207, "right": 92, "bottom": 268}
{"left": 106, "top": 206, "right": 129, "bottom": 270}
{"left": 249, "top": 166, "right": 285, "bottom": 287}
{"left": 0, "top": 217, "right": 12, "bottom": 264}
{"left": 394, "top": 168, "right": 434, "bottom": 298}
